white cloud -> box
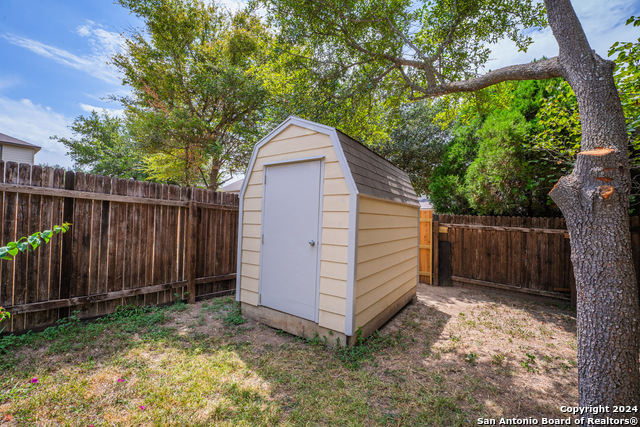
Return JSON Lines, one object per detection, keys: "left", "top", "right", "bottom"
{"left": 76, "top": 21, "right": 93, "bottom": 38}
{"left": 79, "top": 103, "right": 124, "bottom": 117}
{"left": 486, "top": 0, "right": 640, "bottom": 71}
{"left": 0, "top": 96, "right": 73, "bottom": 167}
{"left": 2, "top": 21, "right": 124, "bottom": 84}
{"left": 0, "top": 75, "right": 22, "bottom": 93}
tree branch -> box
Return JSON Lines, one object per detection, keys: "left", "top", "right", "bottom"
{"left": 409, "top": 57, "right": 563, "bottom": 98}
{"left": 384, "top": 17, "right": 437, "bottom": 86}
{"left": 428, "top": 0, "right": 465, "bottom": 63}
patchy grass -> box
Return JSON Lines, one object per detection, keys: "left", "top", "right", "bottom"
{"left": 0, "top": 285, "right": 578, "bottom": 426}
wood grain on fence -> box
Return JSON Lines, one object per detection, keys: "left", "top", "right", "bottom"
{"left": 435, "top": 214, "right": 640, "bottom": 304}
{"left": 419, "top": 210, "right": 433, "bottom": 284}
{"left": 0, "top": 162, "right": 239, "bottom": 333}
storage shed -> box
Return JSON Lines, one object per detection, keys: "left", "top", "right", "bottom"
{"left": 236, "top": 116, "right": 419, "bottom": 345}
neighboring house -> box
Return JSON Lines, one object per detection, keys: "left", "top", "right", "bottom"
{"left": 0, "top": 132, "right": 41, "bottom": 165}
{"left": 419, "top": 197, "right": 433, "bottom": 210}
{"left": 219, "top": 178, "right": 244, "bottom": 194}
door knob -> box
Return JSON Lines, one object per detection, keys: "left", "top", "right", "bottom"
{"left": 308, "top": 240, "right": 316, "bottom": 246}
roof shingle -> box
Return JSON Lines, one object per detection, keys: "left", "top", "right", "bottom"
{"left": 336, "top": 130, "right": 418, "bottom": 206}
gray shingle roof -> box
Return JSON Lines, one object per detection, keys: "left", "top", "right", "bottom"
{"left": 336, "top": 130, "right": 419, "bottom": 206}
{"left": 0, "top": 132, "right": 41, "bottom": 152}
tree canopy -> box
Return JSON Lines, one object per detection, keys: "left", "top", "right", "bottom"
{"left": 52, "top": 111, "right": 148, "bottom": 180}
{"left": 112, "top": 0, "right": 270, "bottom": 188}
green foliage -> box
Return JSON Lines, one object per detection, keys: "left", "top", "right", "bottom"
{"left": 51, "top": 112, "right": 148, "bottom": 180}
{"left": 464, "top": 110, "right": 532, "bottom": 215}
{"left": 0, "top": 223, "right": 70, "bottom": 261}
{"left": 264, "top": 0, "right": 546, "bottom": 101}
{"left": 532, "top": 79, "right": 581, "bottom": 162}
{"left": 609, "top": 16, "right": 640, "bottom": 210}
{"left": 256, "top": 32, "right": 404, "bottom": 147}
{"left": 464, "top": 352, "right": 478, "bottom": 365}
{"left": 427, "top": 78, "right": 575, "bottom": 216}
{"left": 375, "top": 101, "right": 451, "bottom": 196}
{"left": 335, "top": 330, "right": 402, "bottom": 370}
{"left": 0, "top": 223, "right": 71, "bottom": 333}
{"left": 112, "top": 0, "right": 270, "bottom": 188}
{"left": 0, "top": 307, "right": 9, "bottom": 332}
{"left": 429, "top": 118, "right": 480, "bottom": 214}
{"left": 222, "top": 302, "right": 246, "bottom": 326}
{"left": 520, "top": 352, "right": 538, "bottom": 373}
{"left": 609, "top": 16, "right": 640, "bottom": 142}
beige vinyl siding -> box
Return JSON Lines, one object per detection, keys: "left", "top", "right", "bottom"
{"left": 2, "top": 145, "right": 35, "bottom": 165}
{"left": 354, "top": 196, "right": 418, "bottom": 329}
{"left": 239, "top": 124, "right": 349, "bottom": 332}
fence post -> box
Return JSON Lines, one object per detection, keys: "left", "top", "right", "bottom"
{"left": 186, "top": 199, "right": 197, "bottom": 304}
{"left": 59, "top": 171, "right": 75, "bottom": 313}
{"left": 432, "top": 214, "right": 439, "bottom": 286}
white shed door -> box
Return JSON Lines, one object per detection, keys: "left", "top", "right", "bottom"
{"left": 260, "top": 160, "right": 322, "bottom": 321}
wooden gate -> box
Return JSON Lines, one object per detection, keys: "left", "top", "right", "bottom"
{"left": 419, "top": 210, "right": 433, "bottom": 284}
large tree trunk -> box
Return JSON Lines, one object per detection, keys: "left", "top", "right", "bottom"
{"left": 208, "top": 158, "right": 220, "bottom": 191}
{"left": 546, "top": 0, "right": 640, "bottom": 410}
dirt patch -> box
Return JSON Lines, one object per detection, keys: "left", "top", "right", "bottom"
{"left": 375, "top": 283, "right": 578, "bottom": 419}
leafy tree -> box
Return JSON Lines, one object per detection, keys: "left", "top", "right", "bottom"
{"left": 608, "top": 16, "right": 640, "bottom": 207}
{"left": 52, "top": 111, "right": 148, "bottom": 180}
{"left": 374, "top": 101, "right": 451, "bottom": 196}
{"left": 427, "top": 80, "right": 562, "bottom": 216}
{"left": 266, "top": 0, "right": 640, "bottom": 409}
{"left": 256, "top": 34, "right": 405, "bottom": 147}
{"left": 609, "top": 16, "right": 640, "bottom": 144}
{"left": 112, "top": 0, "right": 270, "bottom": 189}
{"left": 428, "top": 117, "right": 480, "bottom": 214}
{"left": 464, "top": 110, "right": 532, "bottom": 215}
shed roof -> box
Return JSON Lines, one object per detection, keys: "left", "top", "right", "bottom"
{"left": 336, "top": 130, "right": 418, "bottom": 206}
{"left": 0, "top": 132, "right": 41, "bottom": 153}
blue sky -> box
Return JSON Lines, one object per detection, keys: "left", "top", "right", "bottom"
{"left": 0, "top": 0, "right": 639, "bottom": 168}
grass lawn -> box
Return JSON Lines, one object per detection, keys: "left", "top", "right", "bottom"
{"left": 0, "top": 285, "right": 578, "bottom": 426}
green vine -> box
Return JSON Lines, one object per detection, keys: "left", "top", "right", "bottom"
{"left": 0, "top": 222, "right": 71, "bottom": 326}
{"left": 0, "top": 223, "right": 71, "bottom": 261}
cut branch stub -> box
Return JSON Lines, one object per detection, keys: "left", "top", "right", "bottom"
{"left": 550, "top": 147, "right": 626, "bottom": 214}
{"left": 599, "top": 185, "right": 614, "bottom": 199}
{"left": 578, "top": 148, "right": 615, "bottom": 157}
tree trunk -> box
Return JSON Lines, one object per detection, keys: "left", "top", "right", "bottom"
{"left": 546, "top": 0, "right": 640, "bottom": 410}
{"left": 208, "top": 158, "right": 220, "bottom": 191}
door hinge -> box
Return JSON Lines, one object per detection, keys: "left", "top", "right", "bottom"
{"left": 261, "top": 234, "right": 264, "bottom": 244}
{"left": 258, "top": 294, "right": 261, "bottom": 305}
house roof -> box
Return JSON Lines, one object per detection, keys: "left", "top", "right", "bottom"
{"left": 419, "top": 197, "right": 434, "bottom": 210}
{"left": 336, "top": 130, "right": 418, "bottom": 206}
{"left": 0, "top": 132, "right": 41, "bottom": 153}
{"left": 220, "top": 179, "right": 244, "bottom": 193}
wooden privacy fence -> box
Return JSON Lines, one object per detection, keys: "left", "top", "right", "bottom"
{"left": 431, "top": 214, "right": 640, "bottom": 304}
{"left": 0, "top": 161, "right": 239, "bottom": 334}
